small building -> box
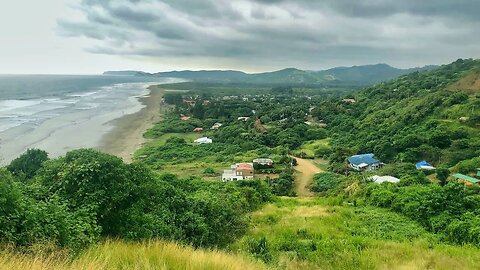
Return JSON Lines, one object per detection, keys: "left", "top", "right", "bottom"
{"left": 194, "top": 137, "right": 212, "bottom": 144}
{"left": 348, "top": 153, "right": 382, "bottom": 171}
{"left": 211, "top": 122, "right": 223, "bottom": 129}
{"left": 477, "top": 168, "right": 480, "bottom": 177}
{"left": 222, "top": 163, "right": 254, "bottom": 181}
{"left": 253, "top": 158, "right": 274, "bottom": 167}
{"left": 415, "top": 160, "right": 436, "bottom": 170}
{"left": 238, "top": 116, "right": 250, "bottom": 121}
{"left": 369, "top": 175, "right": 400, "bottom": 184}
{"left": 193, "top": 127, "right": 204, "bottom": 132}
{"left": 180, "top": 115, "right": 191, "bottom": 121}
{"left": 342, "top": 98, "right": 356, "bottom": 103}
{"left": 452, "top": 173, "right": 480, "bottom": 185}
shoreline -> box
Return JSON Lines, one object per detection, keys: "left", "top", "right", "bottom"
{"left": 97, "top": 84, "right": 165, "bottom": 163}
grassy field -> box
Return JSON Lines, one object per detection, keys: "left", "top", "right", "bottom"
{"left": 293, "top": 139, "right": 331, "bottom": 158}
{"left": 0, "top": 240, "right": 265, "bottom": 270}
{"left": 231, "top": 197, "right": 480, "bottom": 270}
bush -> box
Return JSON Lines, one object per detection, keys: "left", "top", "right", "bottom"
{"left": 311, "top": 172, "right": 344, "bottom": 193}
{"left": 7, "top": 149, "right": 48, "bottom": 180}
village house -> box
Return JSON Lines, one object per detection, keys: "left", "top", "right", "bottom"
{"left": 416, "top": 160, "right": 435, "bottom": 170}
{"left": 194, "top": 137, "right": 212, "bottom": 144}
{"left": 342, "top": 98, "right": 356, "bottom": 103}
{"left": 452, "top": 173, "right": 480, "bottom": 185}
{"left": 253, "top": 158, "right": 274, "bottom": 167}
{"left": 211, "top": 122, "right": 223, "bottom": 129}
{"left": 193, "top": 127, "right": 204, "bottom": 132}
{"left": 369, "top": 175, "right": 400, "bottom": 184}
{"left": 238, "top": 116, "right": 250, "bottom": 121}
{"left": 222, "top": 163, "right": 254, "bottom": 181}
{"left": 348, "top": 153, "right": 382, "bottom": 171}
{"left": 180, "top": 114, "right": 191, "bottom": 121}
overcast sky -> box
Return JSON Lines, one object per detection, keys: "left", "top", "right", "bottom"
{"left": 1, "top": 0, "right": 480, "bottom": 74}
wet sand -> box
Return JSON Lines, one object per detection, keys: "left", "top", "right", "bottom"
{"left": 97, "top": 85, "right": 165, "bottom": 163}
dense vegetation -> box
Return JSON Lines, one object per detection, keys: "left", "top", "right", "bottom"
{"left": 232, "top": 197, "right": 480, "bottom": 269}
{"left": 0, "top": 149, "right": 271, "bottom": 251}
{"left": 314, "top": 58, "right": 480, "bottom": 170}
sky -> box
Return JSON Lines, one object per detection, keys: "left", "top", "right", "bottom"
{"left": 1, "top": 0, "right": 480, "bottom": 74}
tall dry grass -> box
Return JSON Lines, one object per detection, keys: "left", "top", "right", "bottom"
{"left": 0, "top": 240, "right": 265, "bottom": 270}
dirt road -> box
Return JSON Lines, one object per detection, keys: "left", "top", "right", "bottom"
{"left": 294, "top": 158, "right": 323, "bottom": 196}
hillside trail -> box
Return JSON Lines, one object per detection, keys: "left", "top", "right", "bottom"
{"left": 293, "top": 157, "right": 323, "bottom": 197}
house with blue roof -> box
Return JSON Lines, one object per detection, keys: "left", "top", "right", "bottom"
{"left": 348, "top": 153, "right": 382, "bottom": 171}
{"left": 415, "top": 160, "right": 435, "bottom": 170}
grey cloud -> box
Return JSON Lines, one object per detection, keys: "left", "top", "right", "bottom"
{"left": 57, "top": 0, "right": 480, "bottom": 70}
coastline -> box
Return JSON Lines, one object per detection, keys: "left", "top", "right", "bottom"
{"left": 97, "top": 84, "right": 165, "bottom": 163}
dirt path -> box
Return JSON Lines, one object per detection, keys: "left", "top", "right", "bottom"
{"left": 294, "top": 158, "right": 323, "bottom": 196}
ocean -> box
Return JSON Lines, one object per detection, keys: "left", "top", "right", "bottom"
{"left": 0, "top": 75, "right": 176, "bottom": 164}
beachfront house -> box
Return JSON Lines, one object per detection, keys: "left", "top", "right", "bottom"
{"left": 452, "top": 173, "right": 480, "bottom": 185}
{"left": 416, "top": 160, "right": 436, "bottom": 170}
{"left": 369, "top": 175, "right": 400, "bottom": 184}
{"left": 222, "top": 163, "right": 254, "bottom": 181}
{"left": 348, "top": 153, "right": 382, "bottom": 171}
{"left": 194, "top": 137, "right": 212, "bottom": 144}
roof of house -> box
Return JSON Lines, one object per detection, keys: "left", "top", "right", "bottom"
{"left": 369, "top": 175, "right": 400, "bottom": 184}
{"left": 416, "top": 160, "right": 435, "bottom": 170}
{"left": 253, "top": 158, "right": 273, "bottom": 163}
{"left": 348, "top": 154, "right": 379, "bottom": 166}
{"left": 236, "top": 163, "right": 254, "bottom": 171}
{"left": 194, "top": 137, "right": 212, "bottom": 143}
{"left": 452, "top": 173, "right": 480, "bottom": 183}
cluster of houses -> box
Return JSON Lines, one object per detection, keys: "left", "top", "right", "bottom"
{"left": 221, "top": 158, "right": 274, "bottom": 181}
{"left": 349, "top": 153, "right": 480, "bottom": 186}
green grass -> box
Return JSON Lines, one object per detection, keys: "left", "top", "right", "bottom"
{"left": 231, "top": 197, "right": 480, "bottom": 270}
{"left": 293, "top": 139, "right": 331, "bottom": 158}
{"left": 0, "top": 240, "right": 265, "bottom": 270}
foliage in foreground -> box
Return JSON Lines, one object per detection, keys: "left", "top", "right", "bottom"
{"left": 0, "top": 240, "right": 265, "bottom": 270}
{"left": 0, "top": 149, "right": 272, "bottom": 251}
{"left": 233, "top": 197, "right": 480, "bottom": 270}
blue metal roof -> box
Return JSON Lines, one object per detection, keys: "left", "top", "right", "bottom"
{"left": 416, "top": 160, "right": 433, "bottom": 169}
{"left": 348, "top": 153, "right": 379, "bottom": 166}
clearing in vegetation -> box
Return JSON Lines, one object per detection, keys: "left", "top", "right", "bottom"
{"left": 232, "top": 197, "right": 480, "bottom": 270}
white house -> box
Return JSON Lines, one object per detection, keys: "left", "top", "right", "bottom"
{"left": 222, "top": 163, "right": 254, "bottom": 181}
{"left": 369, "top": 175, "right": 400, "bottom": 184}
{"left": 348, "top": 153, "right": 382, "bottom": 171}
{"left": 194, "top": 137, "right": 212, "bottom": 144}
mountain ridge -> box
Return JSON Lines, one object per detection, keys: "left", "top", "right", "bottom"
{"left": 104, "top": 64, "right": 437, "bottom": 86}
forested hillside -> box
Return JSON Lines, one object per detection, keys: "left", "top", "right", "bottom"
{"left": 314, "top": 58, "right": 480, "bottom": 167}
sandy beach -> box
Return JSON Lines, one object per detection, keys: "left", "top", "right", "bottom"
{"left": 97, "top": 85, "right": 165, "bottom": 163}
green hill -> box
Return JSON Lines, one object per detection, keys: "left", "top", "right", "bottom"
{"left": 315, "top": 58, "right": 480, "bottom": 166}
{"left": 104, "top": 64, "right": 436, "bottom": 86}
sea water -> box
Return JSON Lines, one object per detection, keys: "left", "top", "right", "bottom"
{"left": 0, "top": 74, "right": 177, "bottom": 164}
